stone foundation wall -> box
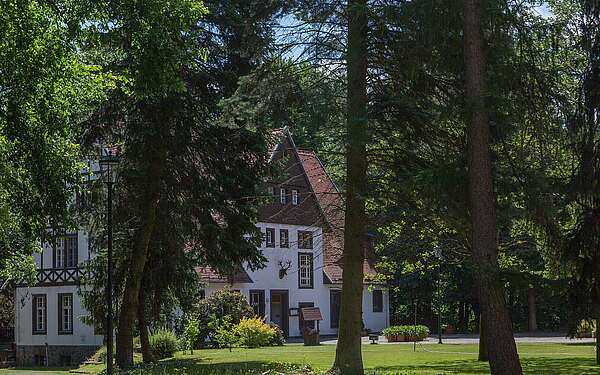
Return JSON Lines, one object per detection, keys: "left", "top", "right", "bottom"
{"left": 16, "top": 345, "right": 99, "bottom": 367}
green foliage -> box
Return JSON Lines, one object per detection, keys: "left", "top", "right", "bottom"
{"left": 381, "top": 325, "right": 429, "bottom": 341}
{"left": 575, "top": 320, "right": 596, "bottom": 337}
{"left": 234, "top": 317, "right": 276, "bottom": 348}
{"left": 0, "top": 0, "right": 112, "bottom": 282}
{"left": 193, "top": 290, "right": 255, "bottom": 343}
{"left": 212, "top": 316, "right": 238, "bottom": 351}
{"left": 268, "top": 323, "right": 285, "bottom": 346}
{"left": 182, "top": 316, "right": 201, "bottom": 354}
{"left": 149, "top": 329, "right": 179, "bottom": 360}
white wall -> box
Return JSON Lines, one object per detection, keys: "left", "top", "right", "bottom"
{"left": 17, "top": 229, "right": 103, "bottom": 347}
{"left": 15, "top": 285, "right": 103, "bottom": 347}
{"left": 33, "top": 229, "right": 92, "bottom": 270}
{"left": 202, "top": 222, "right": 389, "bottom": 337}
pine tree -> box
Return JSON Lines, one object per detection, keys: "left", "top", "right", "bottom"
{"left": 463, "top": 0, "right": 522, "bottom": 373}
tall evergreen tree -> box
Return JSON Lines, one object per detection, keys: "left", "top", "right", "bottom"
{"left": 332, "top": 1, "right": 368, "bottom": 374}
{"left": 463, "top": 0, "right": 522, "bottom": 373}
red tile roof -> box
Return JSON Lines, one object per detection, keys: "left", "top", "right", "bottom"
{"left": 296, "top": 149, "right": 377, "bottom": 284}
{"left": 197, "top": 128, "right": 378, "bottom": 285}
{"left": 195, "top": 266, "right": 253, "bottom": 284}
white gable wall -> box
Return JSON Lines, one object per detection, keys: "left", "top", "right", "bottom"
{"left": 202, "top": 222, "right": 389, "bottom": 337}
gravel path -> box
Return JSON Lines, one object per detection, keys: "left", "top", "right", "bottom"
{"left": 320, "top": 332, "right": 596, "bottom": 345}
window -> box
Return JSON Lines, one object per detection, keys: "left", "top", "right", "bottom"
{"left": 298, "top": 231, "right": 313, "bottom": 249}
{"left": 249, "top": 290, "right": 265, "bottom": 317}
{"left": 54, "top": 234, "right": 78, "bottom": 268}
{"left": 198, "top": 290, "right": 206, "bottom": 300}
{"left": 58, "top": 294, "right": 73, "bottom": 334}
{"left": 298, "top": 253, "right": 314, "bottom": 289}
{"left": 32, "top": 294, "right": 47, "bottom": 335}
{"left": 373, "top": 290, "right": 383, "bottom": 313}
{"left": 330, "top": 290, "right": 341, "bottom": 328}
{"left": 265, "top": 228, "right": 275, "bottom": 247}
{"left": 292, "top": 190, "right": 299, "bottom": 205}
{"left": 280, "top": 188, "right": 287, "bottom": 204}
{"left": 280, "top": 229, "right": 289, "bottom": 248}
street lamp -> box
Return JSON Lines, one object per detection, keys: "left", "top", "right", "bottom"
{"left": 435, "top": 246, "right": 443, "bottom": 344}
{"left": 99, "top": 149, "right": 119, "bottom": 375}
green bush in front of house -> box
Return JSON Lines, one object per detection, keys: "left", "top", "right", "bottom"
{"left": 149, "top": 328, "right": 179, "bottom": 359}
{"left": 193, "top": 289, "right": 255, "bottom": 345}
{"left": 382, "top": 325, "right": 429, "bottom": 342}
{"left": 234, "top": 317, "right": 276, "bottom": 348}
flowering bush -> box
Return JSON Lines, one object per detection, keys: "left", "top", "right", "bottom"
{"left": 234, "top": 317, "right": 276, "bottom": 348}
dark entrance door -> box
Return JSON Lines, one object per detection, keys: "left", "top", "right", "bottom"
{"left": 270, "top": 290, "right": 289, "bottom": 337}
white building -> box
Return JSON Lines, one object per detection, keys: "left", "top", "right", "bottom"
{"left": 14, "top": 229, "right": 103, "bottom": 366}
{"left": 198, "top": 129, "right": 389, "bottom": 337}
{"left": 13, "top": 129, "right": 389, "bottom": 366}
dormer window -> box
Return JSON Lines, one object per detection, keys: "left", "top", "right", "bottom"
{"left": 292, "top": 190, "right": 299, "bottom": 205}
{"left": 280, "top": 188, "right": 287, "bottom": 204}
{"left": 265, "top": 228, "right": 275, "bottom": 248}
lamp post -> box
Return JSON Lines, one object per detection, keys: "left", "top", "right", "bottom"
{"left": 99, "top": 150, "right": 119, "bottom": 375}
{"left": 435, "top": 246, "right": 443, "bottom": 344}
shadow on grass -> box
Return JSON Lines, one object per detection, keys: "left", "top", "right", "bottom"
{"left": 368, "top": 357, "right": 599, "bottom": 375}
{"left": 123, "top": 358, "right": 312, "bottom": 375}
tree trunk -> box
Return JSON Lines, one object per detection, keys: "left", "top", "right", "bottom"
{"left": 478, "top": 313, "right": 488, "bottom": 361}
{"left": 331, "top": 1, "right": 367, "bottom": 374}
{"left": 596, "top": 316, "right": 600, "bottom": 365}
{"left": 463, "top": 1, "right": 522, "bottom": 374}
{"left": 138, "top": 285, "right": 155, "bottom": 363}
{"left": 116, "top": 128, "right": 166, "bottom": 368}
{"left": 527, "top": 287, "right": 537, "bottom": 332}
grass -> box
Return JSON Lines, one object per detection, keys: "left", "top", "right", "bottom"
{"left": 1, "top": 342, "right": 598, "bottom": 374}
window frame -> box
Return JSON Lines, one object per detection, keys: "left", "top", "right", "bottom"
{"left": 280, "top": 188, "right": 287, "bottom": 204}
{"left": 280, "top": 229, "right": 289, "bottom": 248}
{"left": 291, "top": 189, "right": 299, "bottom": 205}
{"left": 330, "top": 290, "right": 342, "bottom": 328}
{"left": 58, "top": 293, "right": 74, "bottom": 335}
{"left": 249, "top": 290, "right": 266, "bottom": 317}
{"left": 298, "top": 252, "right": 314, "bottom": 289}
{"left": 32, "top": 294, "right": 47, "bottom": 335}
{"left": 372, "top": 289, "right": 383, "bottom": 313}
{"left": 298, "top": 231, "right": 313, "bottom": 249}
{"left": 53, "top": 234, "right": 78, "bottom": 269}
{"left": 265, "top": 228, "right": 275, "bottom": 248}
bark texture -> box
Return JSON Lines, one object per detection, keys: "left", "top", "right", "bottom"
{"left": 463, "top": 1, "right": 522, "bottom": 374}
{"left": 138, "top": 285, "right": 155, "bottom": 363}
{"left": 597, "top": 316, "right": 600, "bottom": 365}
{"left": 527, "top": 288, "right": 537, "bottom": 332}
{"left": 116, "top": 123, "right": 167, "bottom": 368}
{"left": 331, "top": 0, "right": 368, "bottom": 374}
{"left": 478, "top": 313, "right": 487, "bottom": 361}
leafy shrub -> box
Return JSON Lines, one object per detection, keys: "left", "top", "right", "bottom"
{"left": 182, "top": 316, "right": 201, "bottom": 354}
{"left": 213, "top": 316, "right": 238, "bottom": 351}
{"left": 382, "top": 325, "right": 429, "bottom": 341}
{"left": 268, "top": 323, "right": 285, "bottom": 346}
{"left": 149, "top": 328, "right": 178, "bottom": 359}
{"left": 193, "top": 289, "right": 254, "bottom": 344}
{"left": 576, "top": 320, "right": 596, "bottom": 337}
{"left": 234, "top": 317, "right": 275, "bottom": 348}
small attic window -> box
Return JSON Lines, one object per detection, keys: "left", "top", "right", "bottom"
{"left": 280, "top": 188, "right": 287, "bottom": 204}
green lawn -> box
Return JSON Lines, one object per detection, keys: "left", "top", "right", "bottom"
{"left": 1, "top": 343, "right": 598, "bottom": 374}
